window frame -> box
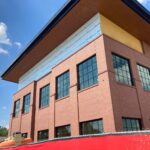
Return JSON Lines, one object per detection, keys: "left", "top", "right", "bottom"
{"left": 39, "top": 84, "right": 50, "bottom": 109}
{"left": 13, "top": 99, "right": 20, "bottom": 117}
{"left": 137, "top": 63, "right": 150, "bottom": 91}
{"left": 37, "top": 129, "right": 49, "bottom": 141}
{"left": 55, "top": 124, "right": 71, "bottom": 138}
{"left": 22, "top": 93, "right": 31, "bottom": 114}
{"left": 22, "top": 133, "right": 28, "bottom": 138}
{"left": 77, "top": 55, "right": 98, "bottom": 91}
{"left": 56, "top": 70, "right": 70, "bottom": 100}
{"left": 122, "top": 117, "right": 142, "bottom": 131}
{"left": 112, "top": 53, "right": 134, "bottom": 86}
{"left": 80, "top": 119, "right": 103, "bottom": 135}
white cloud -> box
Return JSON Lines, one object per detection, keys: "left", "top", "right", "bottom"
{"left": 0, "top": 22, "right": 22, "bottom": 56}
{"left": 5, "top": 124, "right": 9, "bottom": 129}
{"left": 14, "top": 42, "right": 22, "bottom": 49}
{"left": 0, "top": 120, "right": 9, "bottom": 129}
{"left": 137, "top": 0, "right": 150, "bottom": 4}
{"left": 2, "top": 106, "right": 7, "bottom": 110}
{"left": 0, "top": 47, "right": 8, "bottom": 55}
{"left": 0, "top": 22, "right": 11, "bottom": 45}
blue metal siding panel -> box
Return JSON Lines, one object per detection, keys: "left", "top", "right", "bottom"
{"left": 18, "top": 13, "right": 101, "bottom": 89}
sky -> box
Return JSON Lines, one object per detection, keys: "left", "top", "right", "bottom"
{"left": 0, "top": 0, "right": 149, "bottom": 128}
{"left": 0, "top": 0, "right": 67, "bottom": 128}
{"left": 137, "top": 0, "right": 150, "bottom": 9}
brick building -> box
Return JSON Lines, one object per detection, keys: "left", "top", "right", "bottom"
{"left": 1, "top": 0, "right": 150, "bottom": 142}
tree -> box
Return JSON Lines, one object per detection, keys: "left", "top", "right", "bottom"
{"left": 0, "top": 127, "right": 8, "bottom": 137}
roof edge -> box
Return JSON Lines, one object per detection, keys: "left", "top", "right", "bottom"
{"left": 1, "top": 0, "right": 150, "bottom": 81}
{"left": 122, "top": 0, "right": 150, "bottom": 23}
{"left": 1, "top": 0, "right": 79, "bottom": 81}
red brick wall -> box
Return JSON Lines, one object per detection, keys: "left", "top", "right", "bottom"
{"left": 9, "top": 82, "right": 36, "bottom": 139}
{"left": 103, "top": 35, "right": 150, "bottom": 131}
{"left": 9, "top": 35, "right": 150, "bottom": 141}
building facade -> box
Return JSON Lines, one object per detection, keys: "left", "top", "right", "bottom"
{"left": 2, "top": 0, "right": 150, "bottom": 142}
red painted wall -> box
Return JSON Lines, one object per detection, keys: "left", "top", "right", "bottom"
{"left": 6, "top": 134, "right": 150, "bottom": 150}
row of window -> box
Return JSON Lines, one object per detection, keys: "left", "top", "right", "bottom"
{"left": 21, "top": 118, "right": 141, "bottom": 141}
{"left": 39, "top": 55, "right": 98, "bottom": 109}
{"left": 13, "top": 54, "right": 150, "bottom": 117}
{"left": 13, "top": 55, "right": 98, "bottom": 116}
{"left": 20, "top": 118, "right": 142, "bottom": 140}
{"left": 37, "top": 119, "right": 103, "bottom": 141}
{"left": 112, "top": 54, "right": 150, "bottom": 90}
{"left": 13, "top": 94, "right": 31, "bottom": 117}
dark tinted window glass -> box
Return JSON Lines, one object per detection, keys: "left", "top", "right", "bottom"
{"left": 80, "top": 119, "right": 103, "bottom": 135}
{"left": 137, "top": 65, "right": 150, "bottom": 91}
{"left": 56, "top": 71, "right": 70, "bottom": 99}
{"left": 78, "top": 55, "right": 98, "bottom": 90}
{"left": 23, "top": 94, "right": 30, "bottom": 114}
{"left": 112, "top": 54, "right": 133, "bottom": 86}
{"left": 122, "top": 118, "right": 142, "bottom": 131}
{"left": 22, "top": 133, "right": 28, "bottom": 138}
{"left": 38, "top": 130, "right": 49, "bottom": 141}
{"left": 39, "top": 85, "right": 50, "bottom": 108}
{"left": 13, "top": 100, "right": 20, "bottom": 117}
{"left": 55, "top": 125, "right": 71, "bottom": 138}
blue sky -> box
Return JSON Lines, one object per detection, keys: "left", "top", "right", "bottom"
{"left": 0, "top": 0, "right": 67, "bottom": 128}
{"left": 0, "top": 0, "right": 149, "bottom": 128}
{"left": 137, "top": 0, "right": 150, "bottom": 9}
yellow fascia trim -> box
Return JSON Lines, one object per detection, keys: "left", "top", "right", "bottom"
{"left": 100, "top": 15, "right": 143, "bottom": 53}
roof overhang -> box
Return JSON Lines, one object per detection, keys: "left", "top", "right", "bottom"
{"left": 1, "top": 0, "right": 150, "bottom": 83}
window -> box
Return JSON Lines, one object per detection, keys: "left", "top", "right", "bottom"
{"left": 56, "top": 71, "right": 70, "bottom": 99}
{"left": 55, "top": 125, "right": 71, "bottom": 138}
{"left": 13, "top": 132, "right": 21, "bottom": 137}
{"left": 22, "top": 94, "right": 30, "bottom": 114}
{"left": 13, "top": 100, "right": 20, "bottom": 117}
{"left": 39, "top": 84, "right": 50, "bottom": 108}
{"left": 137, "top": 65, "right": 150, "bottom": 91}
{"left": 22, "top": 133, "right": 28, "bottom": 138}
{"left": 80, "top": 119, "right": 103, "bottom": 135}
{"left": 112, "top": 54, "right": 133, "bottom": 86}
{"left": 77, "top": 55, "right": 98, "bottom": 90}
{"left": 122, "top": 118, "right": 142, "bottom": 131}
{"left": 37, "top": 130, "right": 49, "bottom": 141}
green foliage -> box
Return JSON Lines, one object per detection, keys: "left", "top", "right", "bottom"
{"left": 0, "top": 127, "right": 8, "bottom": 137}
